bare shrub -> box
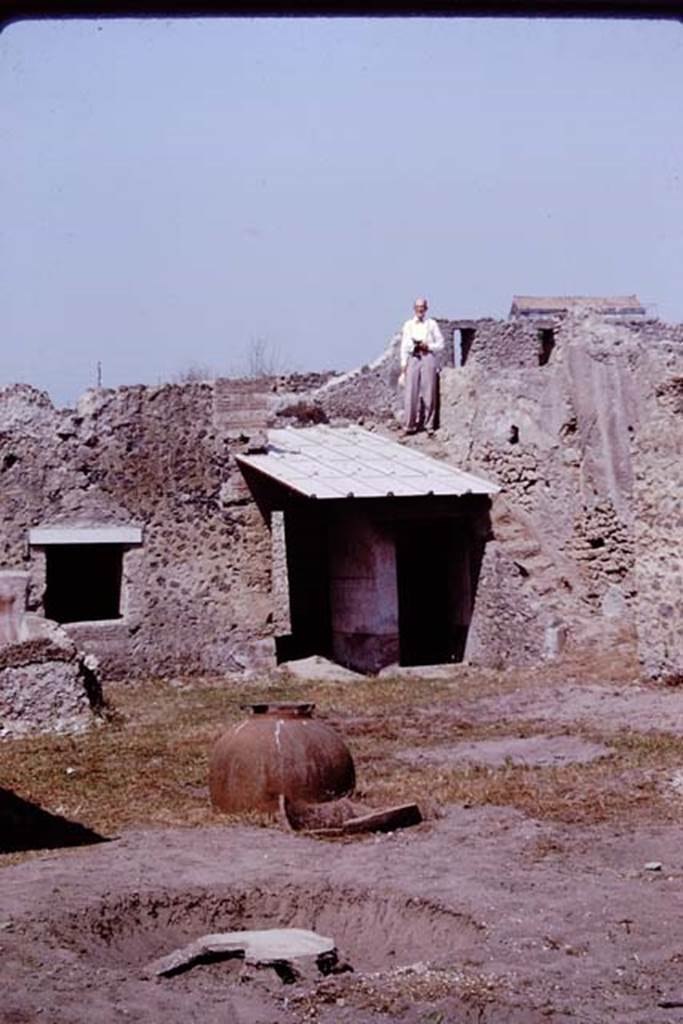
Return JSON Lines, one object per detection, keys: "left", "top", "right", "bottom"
{"left": 172, "top": 362, "right": 216, "bottom": 384}
{"left": 245, "top": 338, "right": 289, "bottom": 378}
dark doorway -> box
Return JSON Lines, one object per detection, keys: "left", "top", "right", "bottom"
{"left": 459, "top": 328, "right": 476, "bottom": 366}
{"left": 44, "top": 544, "right": 123, "bottom": 623}
{"left": 275, "top": 508, "right": 331, "bottom": 663}
{"left": 396, "top": 520, "right": 457, "bottom": 666}
{"left": 538, "top": 328, "right": 555, "bottom": 366}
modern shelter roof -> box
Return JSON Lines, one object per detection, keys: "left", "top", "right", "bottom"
{"left": 235, "top": 426, "right": 500, "bottom": 500}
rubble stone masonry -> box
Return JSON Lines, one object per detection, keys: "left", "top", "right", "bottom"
{"left": 0, "top": 380, "right": 274, "bottom": 678}
{"left": 0, "top": 309, "right": 680, "bottom": 681}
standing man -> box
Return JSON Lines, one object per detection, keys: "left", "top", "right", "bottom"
{"left": 399, "top": 297, "right": 445, "bottom": 435}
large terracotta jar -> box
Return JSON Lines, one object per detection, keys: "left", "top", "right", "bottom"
{"left": 209, "top": 701, "right": 356, "bottom": 813}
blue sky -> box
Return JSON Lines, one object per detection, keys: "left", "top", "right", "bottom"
{"left": 1, "top": 17, "right": 682, "bottom": 406}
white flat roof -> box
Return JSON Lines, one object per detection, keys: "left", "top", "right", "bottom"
{"left": 29, "top": 525, "right": 143, "bottom": 546}
{"left": 236, "top": 426, "right": 500, "bottom": 499}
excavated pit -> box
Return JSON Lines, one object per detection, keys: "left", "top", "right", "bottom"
{"left": 48, "top": 884, "right": 483, "bottom": 981}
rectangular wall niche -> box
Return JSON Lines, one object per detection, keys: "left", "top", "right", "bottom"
{"left": 45, "top": 544, "right": 124, "bottom": 623}
{"left": 29, "top": 526, "right": 142, "bottom": 625}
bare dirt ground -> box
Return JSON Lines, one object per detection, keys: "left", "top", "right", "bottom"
{"left": 2, "top": 645, "right": 683, "bottom": 1024}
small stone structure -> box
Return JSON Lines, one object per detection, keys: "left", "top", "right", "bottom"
{"left": 237, "top": 426, "right": 497, "bottom": 673}
{"left": 0, "top": 585, "right": 103, "bottom": 738}
{"left": 509, "top": 294, "right": 647, "bottom": 319}
{"left": 0, "top": 301, "right": 680, "bottom": 682}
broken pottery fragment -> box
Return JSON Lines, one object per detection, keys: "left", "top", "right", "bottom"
{"left": 144, "top": 927, "right": 335, "bottom": 978}
{"left": 209, "top": 702, "right": 355, "bottom": 813}
{"left": 281, "top": 794, "right": 422, "bottom": 836}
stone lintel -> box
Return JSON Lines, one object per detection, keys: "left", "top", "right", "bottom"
{"left": 29, "top": 526, "right": 143, "bottom": 546}
{"left": 450, "top": 320, "right": 478, "bottom": 330}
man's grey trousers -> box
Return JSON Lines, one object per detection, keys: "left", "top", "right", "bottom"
{"left": 404, "top": 352, "right": 438, "bottom": 432}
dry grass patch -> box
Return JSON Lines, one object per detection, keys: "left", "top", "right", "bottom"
{"left": 2, "top": 659, "right": 680, "bottom": 868}
{"left": 355, "top": 756, "right": 671, "bottom": 827}
{"left": 0, "top": 673, "right": 456, "bottom": 846}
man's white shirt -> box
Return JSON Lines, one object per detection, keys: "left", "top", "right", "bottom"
{"left": 400, "top": 316, "right": 445, "bottom": 370}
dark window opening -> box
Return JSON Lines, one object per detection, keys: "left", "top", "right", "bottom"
{"left": 459, "top": 328, "right": 475, "bottom": 366}
{"left": 44, "top": 544, "right": 123, "bottom": 623}
{"left": 509, "top": 424, "right": 519, "bottom": 444}
{"left": 589, "top": 537, "right": 605, "bottom": 549}
{"left": 539, "top": 328, "right": 555, "bottom": 366}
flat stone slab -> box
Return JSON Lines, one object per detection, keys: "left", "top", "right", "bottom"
{"left": 395, "top": 734, "right": 615, "bottom": 769}
{"left": 378, "top": 663, "right": 463, "bottom": 680}
{"left": 145, "top": 928, "right": 335, "bottom": 977}
{"left": 277, "top": 655, "right": 365, "bottom": 683}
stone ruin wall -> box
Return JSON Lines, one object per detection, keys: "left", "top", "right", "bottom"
{"left": 439, "top": 314, "right": 681, "bottom": 676}
{"left": 301, "top": 316, "right": 557, "bottom": 427}
{"left": 0, "top": 311, "right": 681, "bottom": 684}
{"left": 0, "top": 381, "right": 276, "bottom": 679}
{"left": 309, "top": 311, "right": 682, "bottom": 677}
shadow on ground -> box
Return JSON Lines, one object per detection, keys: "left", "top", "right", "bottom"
{"left": 0, "top": 786, "right": 108, "bottom": 854}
